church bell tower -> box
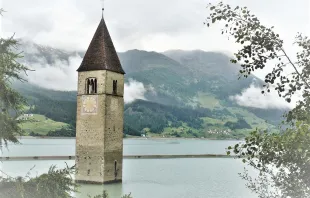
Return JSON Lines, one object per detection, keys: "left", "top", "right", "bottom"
{"left": 75, "top": 11, "right": 125, "bottom": 184}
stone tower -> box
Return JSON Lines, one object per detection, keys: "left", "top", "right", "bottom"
{"left": 75, "top": 14, "right": 125, "bottom": 184}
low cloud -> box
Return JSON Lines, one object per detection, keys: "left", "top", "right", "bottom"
{"left": 24, "top": 55, "right": 81, "bottom": 91}
{"left": 229, "top": 83, "right": 300, "bottom": 110}
{"left": 20, "top": 44, "right": 153, "bottom": 103}
{"left": 124, "top": 79, "right": 154, "bottom": 104}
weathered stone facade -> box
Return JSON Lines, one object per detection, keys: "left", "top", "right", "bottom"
{"left": 75, "top": 70, "right": 124, "bottom": 184}
{"left": 75, "top": 15, "right": 125, "bottom": 184}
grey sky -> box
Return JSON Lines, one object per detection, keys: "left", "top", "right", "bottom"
{"left": 1, "top": 0, "right": 309, "bottom": 54}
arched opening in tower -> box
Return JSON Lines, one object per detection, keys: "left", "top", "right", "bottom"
{"left": 86, "top": 77, "right": 97, "bottom": 94}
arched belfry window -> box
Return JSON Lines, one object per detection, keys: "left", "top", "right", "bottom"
{"left": 113, "top": 80, "right": 117, "bottom": 95}
{"left": 86, "top": 77, "right": 97, "bottom": 94}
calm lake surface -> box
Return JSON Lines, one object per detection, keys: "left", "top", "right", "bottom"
{"left": 1, "top": 138, "right": 257, "bottom": 198}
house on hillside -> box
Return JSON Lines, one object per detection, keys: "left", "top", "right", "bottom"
{"left": 16, "top": 114, "right": 34, "bottom": 121}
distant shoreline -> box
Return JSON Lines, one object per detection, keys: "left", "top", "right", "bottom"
{"left": 17, "top": 136, "right": 75, "bottom": 139}
{"left": 16, "top": 136, "right": 242, "bottom": 141}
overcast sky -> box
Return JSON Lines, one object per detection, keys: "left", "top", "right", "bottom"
{"left": 1, "top": 0, "right": 309, "bottom": 53}
{"left": 1, "top": 0, "right": 308, "bottom": 80}
{"left": 0, "top": 0, "right": 309, "bottom": 108}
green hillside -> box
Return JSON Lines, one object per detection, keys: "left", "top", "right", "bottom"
{"left": 124, "top": 100, "right": 276, "bottom": 139}
{"left": 18, "top": 114, "right": 69, "bottom": 135}
{"left": 13, "top": 82, "right": 277, "bottom": 139}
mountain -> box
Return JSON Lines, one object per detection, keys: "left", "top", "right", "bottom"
{"left": 12, "top": 40, "right": 289, "bottom": 138}
{"left": 118, "top": 49, "right": 263, "bottom": 107}
{"left": 163, "top": 50, "right": 286, "bottom": 125}
{"left": 164, "top": 49, "right": 263, "bottom": 98}
{"left": 164, "top": 50, "right": 241, "bottom": 81}
{"left": 119, "top": 49, "right": 197, "bottom": 106}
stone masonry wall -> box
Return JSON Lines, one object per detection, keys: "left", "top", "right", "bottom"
{"left": 103, "top": 71, "right": 124, "bottom": 182}
{"left": 77, "top": 70, "right": 106, "bottom": 95}
{"left": 75, "top": 70, "right": 124, "bottom": 184}
{"left": 104, "top": 95, "right": 124, "bottom": 182}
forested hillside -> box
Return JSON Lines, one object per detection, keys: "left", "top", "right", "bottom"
{"left": 13, "top": 81, "right": 278, "bottom": 139}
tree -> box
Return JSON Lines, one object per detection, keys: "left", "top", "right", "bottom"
{"left": 205, "top": 2, "right": 310, "bottom": 105}
{"left": 0, "top": 9, "right": 78, "bottom": 197}
{"left": 0, "top": 35, "right": 30, "bottom": 148}
{"left": 205, "top": 2, "right": 310, "bottom": 197}
{"left": 0, "top": 165, "right": 78, "bottom": 198}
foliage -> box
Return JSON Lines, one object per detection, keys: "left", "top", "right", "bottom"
{"left": 0, "top": 164, "right": 78, "bottom": 198}
{"left": 0, "top": 165, "right": 132, "bottom": 198}
{"left": 0, "top": 34, "right": 32, "bottom": 148}
{"left": 224, "top": 118, "right": 252, "bottom": 130}
{"left": 90, "top": 191, "right": 133, "bottom": 198}
{"left": 46, "top": 126, "right": 75, "bottom": 137}
{"left": 29, "top": 126, "right": 75, "bottom": 137}
{"left": 0, "top": 27, "right": 80, "bottom": 198}
{"left": 205, "top": 1, "right": 310, "bottom": 197}
{"left": 19, "top": 114, "right": 69, "bottom": 136}
{"left": 123, "top": 123, "right": 141, "bottom": 136}
{"left": 228, "top": 122, "right": 310, "bottom": 198}
{"left": 205, "top": 1, "right": 310, "bottom": 104}
{"left": 124, "top": 99, "right": 224, "bottom": 134}
{"left": 30, "top": 96, "right": 76, "bottom": 127}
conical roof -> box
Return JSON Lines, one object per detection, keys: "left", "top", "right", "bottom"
{"left": 77, "top": 17, "right": 125, "bottom": 74}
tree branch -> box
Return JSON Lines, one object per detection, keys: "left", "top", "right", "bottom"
{"left": 280, "top": 48, "right": 310, "bottom": 90}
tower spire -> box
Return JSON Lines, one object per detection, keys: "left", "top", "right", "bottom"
{"left": 102, "top": 8, "right": 104, "bottom": 19}
{"left": 76, "top": 10, "right": 125, "bottom": 74}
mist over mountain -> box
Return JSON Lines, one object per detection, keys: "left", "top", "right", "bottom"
{"left": 12, "top": 40, "right": 292, "bottom": 137}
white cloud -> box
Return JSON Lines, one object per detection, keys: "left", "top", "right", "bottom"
{"left": 2, "top": 0, "right": 309, "bottom": 64}
{"left": 124, "top": 79, "right": 151, "bottom": 104}
{"left": 20, "top": 44, "right": 153, "bottom": 103}
{"left": 24, "top": 55, "right": 81, "bottom": 91}
{"left": 229, "top": 83, "right": 302, "bottom": 110}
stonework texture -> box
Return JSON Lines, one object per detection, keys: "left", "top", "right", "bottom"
{"left": 75, "top": 70, "right": 124, "bottom": 184}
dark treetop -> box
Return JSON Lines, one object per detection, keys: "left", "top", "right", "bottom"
{"left": 77, "top": 17, "right": 125, "bottom": 74}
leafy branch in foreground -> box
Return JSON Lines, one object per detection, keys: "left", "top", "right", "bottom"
{"left": 205, "top": 1, "right": 310, "bottom": 198}
{"left": 227, "top": 122, "right": 310, "bottom": 198}
{"left": 205, "top": 1, "right": 310, "bottom": 105}
{"left": 0, "top": 164, "right": 133, "bottom": 198}
{"left": 0, "top": 36, "right": 32, "bottom": 147}
{"left": 0, "top": 164, "right": 78, "bottom": 198}
{"left": 90, "top": 191, "right": 133, "bottom": 198}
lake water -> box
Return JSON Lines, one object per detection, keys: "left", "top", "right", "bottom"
{"left": 1, "top": 138, "right": 258, "bottom": 198}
